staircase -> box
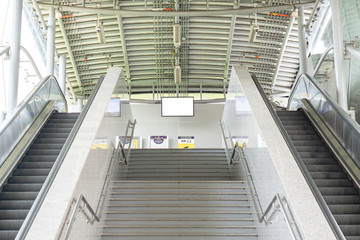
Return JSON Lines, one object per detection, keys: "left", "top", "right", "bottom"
{"left": 0, "top": 112, "right": 79, "bottom": 240}
{"left": 277, "top": 111, "right": 360, "bottom": 239}
{"left": 102, "top": 148, "right": 258, "bottom": 239}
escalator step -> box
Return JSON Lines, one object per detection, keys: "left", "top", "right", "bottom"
{"left": 17, "top": 162, "right": 54, "bottom": 169}
{"left": 7, "top": 176, "right": 47, "bottom": 184}
{"left": 45, "top": 123, "right": 76, "bottom": 128}
{"left": 302, "top": 158, "right": 338, "bottom": 165}
{"left": 0, "top": 200, "right": 34, "bottom": 210}
{"left": 283, "top": 124, "right": 314, "bottom": 130}
{"left": 319, "top": 187, "right": 359, "bottom": 196}
{"left": 25, "top": 149, "right": 61, "bottom": 156}
{"left": 329, "top": 205, "right": 360, "bottom": 214}
{"left": 34, "top": 138, "right": 67, "bottom": 144}
{"left": 295, "top": 146, "right": 329, "bottom": 152}
{"left": 0, "top": 220, "right": 23, "bottom": 230}
{"left": 306, "top": 165, "right": 342, "bottom": 172}
{"left": 314, "top": 179, "right": 354, "bottom": 187}
{"left": 324, "top": 196, "right": 360, "bottom": 205}
{"left": 279, "top": 129, "right": 317, "bottom": 136}
{"left": 47, "top": 118, "right": 77, "bottom": 124}
{"left": 41, "top": 128, "right": 73, "bottom": 134}
{"left": 0, "top": 210, "right": 29, "bottom": 219}
{"left": 0, "top": 230, "right": 18, "bottom": 239}
{"left": 0, "top": 192, "right": 38, "bottom": 200}
{"left": 289, "top": 135, "right": 320, "bottom": 141}
{"left": 299, "top": 151, "right": 333, "bottom": 158}
{"left": 29, "top": 143, "right": 65, "bottom": 150}
{"left": 292, "top": 140, "right": 324, "bottom": 146}
{"left": 36, "top": 133, "right": 70, "bottom": 139}
{"left": 13, "top": 169, "right": 51, "bottom": 176}
{"left": 22, "top": 155, "right": 57, "bottom": 162}
{"left": 334, "top": 214, "right": 360, "bottom": 225}
{"left": 3, "top": 184, "right": 43, "bottom": 192}
{"left": 51, "top": 113, "right": 79, "bottom": 119}
{"left": 339, "top": 225, "right": 360, "bottom": 237}
{"left": 310, "top": 172, "right": 348, "bottom": 179}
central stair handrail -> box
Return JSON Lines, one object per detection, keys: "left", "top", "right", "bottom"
{"left": 219, "top": 120, "right": 234, "bottom": 166}
{"left": 234, "top": 142, "right": 303, "bottom": 239}
{"left": 61, "top": 116, "right": 137, "bottom": 239}
{"left": 115, "top": 119, "right": 137, "bottom": 165}
{"left": 61, "top": 140, "right": 119, "bottom": 239}
{"left": 251, "top": 74, "right": 346, "bottom": 240}
{"left": 220, "top": 116, "right": 303, "bottom": 238}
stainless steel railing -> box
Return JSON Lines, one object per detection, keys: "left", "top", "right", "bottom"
{"left": 219, "top": 117, "right": 304, "bottom": 240}
{"left": 61, "top": 116, "right": 136, "bottom": 239}
{"left": 115, "top": 119, "right": 137, "bottom": 165}
{"left": 61, "top": 140, "right": 118, "bottom": 239}
{"left": 235, "top": 142, "right": 303, "bottom": 239}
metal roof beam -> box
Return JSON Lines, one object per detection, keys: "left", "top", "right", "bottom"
{"left": 271, "top": 15, "right": 295, "bottom": 91}
{"left": 57, "top": 13, "right": 83, "bottom": 91}
{"left": 38, "top": 1, "right": 316, "bottom": 17}
{"left": 116, "top": 4, "right": 131, "bottom": 82}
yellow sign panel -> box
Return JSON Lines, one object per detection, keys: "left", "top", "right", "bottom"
{"left": 91, "top": 138, "right": 108, "bottom": 149}
{"left": 178, "top": 136, "right": 195, "bottom": 149}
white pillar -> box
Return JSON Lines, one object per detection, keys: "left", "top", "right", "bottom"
{"left": 0, "top": 111, "right": 5, "bottom": 123}
{"left": 298, "top": 6, "right": 308, "bottom": 74}
{"left": 7, "top": 0, "right": 23, "bottom": 115}
{"left": 59, "top": 55, "right": 67, "bottom": 94}
{"left": 77, "top": 99, "right": 83, "bottom": 112}
{"left": 330, "top": 0, "right": 348, "bottom": 111}
{"left": 46, "top": 6, "right": 56, "bottom": 76}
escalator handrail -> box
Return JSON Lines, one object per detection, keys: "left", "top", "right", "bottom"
{"left": 15, "top": 76, "right": 105, "bottom": 240}
{"left": 288, "top": 73, "right": 359, "bottom": 136}
{"left": 0, "top": 75, "right": 67, "bottom": 135}
{"left": 288, "top": 73, "right": 360, "bottom": 168}
{"left": 251, "top": 74, "right": 346, "bottom": 240}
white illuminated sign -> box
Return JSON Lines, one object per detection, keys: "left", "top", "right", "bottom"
{"left": 161, "top": 97, "right": 194, "bottom": 117}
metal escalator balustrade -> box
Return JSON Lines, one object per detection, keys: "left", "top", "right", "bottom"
{"left": 101, "top": 148, "right": 259, "bottom": 239}
{"left": 277, "top": 110, "right": 360, "bottom": 239}
{"left": 0, "top": 111, "right": 79, "bottom": 240}
{"left": 0, "top": 76, "right": 67, "bottom": 168}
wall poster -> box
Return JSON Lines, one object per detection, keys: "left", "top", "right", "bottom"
{"left": 116, "top": 136, "right": 141, "bottom": 149}
{"left": 149, "top": 136, "right": 168, "bottom": 148}
{"left": 232, "top": 136, "right": 249, "bottom": 148}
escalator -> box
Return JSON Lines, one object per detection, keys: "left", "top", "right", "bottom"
{"left": 277, "top": 110, "right": 360, "bottom": 239}
{"left": 0, "top": 111, "right": 79, "bottom": 240}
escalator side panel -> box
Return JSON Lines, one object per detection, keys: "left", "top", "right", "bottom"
{"left": 278, "top": 111, "right": 360, "bottom": 239}
{"left": 0, "top": 112, "right": 79, "bottom": 240}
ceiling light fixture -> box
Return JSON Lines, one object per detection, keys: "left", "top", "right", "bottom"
{"left": 248, "top": 13, "right": 259, "bottom": 43}
{"left": 96, "top": 14, "right": 106, "bottom": 44}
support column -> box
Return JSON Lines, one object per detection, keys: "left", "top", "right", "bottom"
{"left": 330, "top": 0, "right": 348, "bottom": 111}
{"left": 77, "top": 99, "right": 83, "bottom": 112}
{"left": 46, "top": 6, "right": 56, "bottom": 76}
{"left": 7, "top": 0, "right": 23, "bottom": 115}
{"left": 59, "top": 55, "right": 67, "bottom": 95}
{"left": 298, "top": 6, "right": 308, "bottom": 74}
